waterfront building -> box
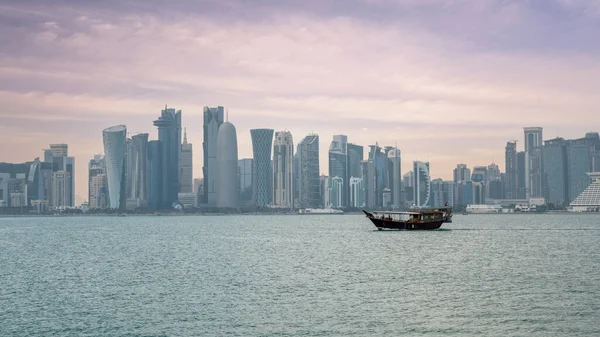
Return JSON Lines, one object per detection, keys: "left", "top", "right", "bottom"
{"left": 89, "top": 155, "right": 105, "bottom": 205}
{"left": 126, "top": 133, "right": 149, "bottom": 208}
{"left": 217, "top": 121, "right": 239, "bottom": 208}
{"left": 102, "top": 125, "right": 127, "bottom": 209}
{"left": 272, "top": 131, "right": 294, "bottom": 209}
{"left": 251, "top": 129, "right": 274, "bottom": 207}
{"left": 349, "top": 177, "right": 364, "bottom": 208}
{"left": 403, "top": 171, "right": 414, "bottom": 204}
{"left": 387, "top": 148, "right": 401, "bottom": 208}
{"left": 505, "top": 141, "right": 518, "bottom": 199}
{"left": 517, "top": 151, "right": 527, "bottom": 199}
{"left": 326, "top": 176, "right": 344, "bottom": 208}
{"left": 320, "top": 175, "right": 328, "bottom": 207}
{"left": 178, "top": 192, "right": 197, "bottom": 209}
{"left": 51, "top": 171, "right": 71, "bottom": 209}
{"left": 89, "top": 174, "right": 108, "bottom": 209}
{"left": 296, "top": 134, "right": 320, "bottom": 209}
{"left": 568, "top": 143, "right": 592, "bottom": 202}
{"left": 329, "top": 135, "right": 348, "bottom": 207}
{"left": 413, "top": 161, "right": 431, "bottom": 207}
{"left": 180, "top": 128, "right": 193, "bottom": 193}
{"left": 49, "top": 144, "right": 68, "bottom": 158}
{"left": 154, "top": 106, "right": 182, "bottom": 208}
{"left": 524, "top": 127, "right": 544, "bottom": 198}
{"left": 147, "top": 140, "right": 163, "bottom": 210}
{"left": 347, "top": 144, "right": 364, "bottom": 184}
{"left": 569, "top": 172, "right": 600, "bottom": 212}
{"left": 543, "top": 138, "right": 568, "bottom": 206}
{"left": 48, "top": 144, "right": 75, "bottom": 207}
{"left": 238, "top": 159, "right": 253, "bottom": 205}
{"left": 453, "top": 164, "right": 471, "bottom": 184}
{"left": 202, "top": 106, "right": 224, "bottom": 205}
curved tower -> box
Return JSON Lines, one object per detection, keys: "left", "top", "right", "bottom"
{"left": 413, "top": 161, "right": 431, "bottom": 208}
{"left": 217, "top": 122, "right": 239, "bottom": 208}
{"left": 102, "top": 125, "right": 127, "bottom": 209}
{"left": 251, "top": 129, "right": 274, "bottom": 207}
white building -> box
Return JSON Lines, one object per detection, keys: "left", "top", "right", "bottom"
{"left": 216, "top": 121, "right": 239, "bottom": 209}
{"left": 569, "top": 172, "right": 600, "bottom": 212}
{"left": 52, "top": 171, "right": 71, "bottom": 209}
{"left": 388, "top": 148, "right": 402, "bottom": 208}
{"left": 327, "top": 176, "right": 344, "bottom": 208}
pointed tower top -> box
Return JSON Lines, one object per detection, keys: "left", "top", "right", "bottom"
{"left": 226, "top": 108, "right": 229, "bottom": 122}
{"left": 183, "top": 127, "right": 188, "bottom": 144}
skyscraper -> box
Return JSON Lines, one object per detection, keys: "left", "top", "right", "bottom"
{"left": 349, "top": 177, "right": 364, "bottom": 208}
{"left": 272, "top": 131, "right": 294, "bottom": 209}
{"left": 217, "top": 120, "right": 239, "bottom": 209}
{"left": 516, "top": 151, "right": 527, "bottom": 199}
{"left": 347, "top": 144, "right": 364, "bottom": 182}
{"left": 453, "top": 164, "right": 471, "bottom": 183}
{"left": 296, "top": 134, "right": 320, "bottom": 209}
{"left": 125, "top": 133, "right": 149, "bottom": 209}
{"left": 326, "top": 176, "right": 344, "bottom": 208}
{"left": 88, "top": 155, "right": 106, "bottom": 209}
{"left": 387, "top": 148, "right": 401, "bottom": 208}
{"left": 147, "top": 140, "right": 163, "bottom": 210}
{"left": 202, "top": 106, "right": 224, "bottom": 205}
{"left": 505, "top": 141, "right": 518, "bottom": 199}
{"left": 413, "top": 161, "right": 430, "bottom": 207}
{"left": 251, "top": 129, "right": 274, "bottom": 207}
{"left": 238, "top": 159, "right": 253, "bottom": 205}
{"left": 180, "top": 128, "right": 193, "bottom": 193}
{"left": 49, "top": 144, "right": 75, "bottom": 207}
{"left": 51, "top": 170, "right": 71, "bottom": 208}
{"left": 543, "top": 138, "right": 568, "bottom": 206}
{"left": 524, "top": 127, "right": 543, "bottom": 198}
{"left": 329, "top": 135, "right": 348, "bottom": 207}
{"left": 154, "top": 107, "right": 182, "bottom": 207}
{"left": 102, "top": 125, "right": 127, "bottom": 209}
{"left": 568, "top": 143, "right": 592, "bottom": 202}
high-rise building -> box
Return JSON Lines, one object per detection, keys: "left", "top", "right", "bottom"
{"left": 403, "top": 170, "right": 414, "bottom": 205}
{"left": 88, "top": 155, "right": 105, "bottom": 204}
{"left": 413, "top": 161, "right": 430, "bottom": 207}
{"left": 326, "top": 176, "right": 344, "bottom": 208}
{"left": 471, "top": 166, "right": 487, "bottom": 182}
{"left": 524, "top": 127, "right": 543, "bottom": 198}
{"left": 505, "top": 141, "right": 518, "bottom": 199}
{"left": 320, "top": 175, "right": 329, "bottom": 207}
{"left": 329, "top": 135, "right": 348, "bottom": 207}
{"left": 202, "top": 106, "right": 224, "bottom": 205}
{"left": 154, "top": 106, "right": 182, "bottom": 207}
{"left": 48, "top": 144, "right": 75, "bottom": 207}
{"left": 296, "top": 134, "right": 320, "bottom": 209}
{"left": 180, "top": 128, "right": 193, "bottom": 193}
{"left": 347, "top": 144, "right": 364, "bottom": 182}
{"left": 251, "top": 129, "right": 274, "bottom": 207}
{"left": 51, "top": 171, "right": 71, "bottom": 209}
{"left": 102, "top": 125, "right": 127, "bottom": 209}
{"left": 349, "top": 177, "right": 364, "bottom": 208}
{"left": 147, "top": 140, "right": 163, "bottom": 210}
{"left": 568, "top": 143, "right": 592, "bottom": 203}
{"left": 542, "top": 138, "right": 568, "bottom": 206}
{"left": 49, "top": 144, "right": 68, "bottom": 158}
{"left": 272, "top": 131, "right": 294, "bottom": 209}
{"left": 217, "top": 121, "right": 239, "bottom": 208}
{"left": 89, "top": 174, "right": 108, "bottom": 209}
{"left": 238, "top": 159, "right": 253, "bottom": 205}
{"left": 387, "top": 148, "right": 401, "bottom": 208}
{"left": 516, "top": 151, "right": 527, "bottom": 199}
{"left": 431, "top": 179, "right": 454, "bottom": 208}
{"left": 453, "top": 164, "right": 471, "bottom": 184}
{"left": 124, "top": 133, "right": 149, "bottom": 210}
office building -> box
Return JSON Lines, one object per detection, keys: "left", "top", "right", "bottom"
{"left": 125, "top": 133, "right": 149, "bottom": 208}
{"left": 516, "top": 151, "right": 527, "bottom": 199}
{"left": 202, "top": 106, "right": 224, "bottom": 205}
{"left": 413, "top": 161, "right": 430, "bottom": 207}
{"left": 102, "top": 125, "right": 127, "bottom": 209}
{"left": 543, "top": 138, "right": 568, "bottom": 206}
{"left": 388, "top": 148, "right": 401, "bottom": 208}
{"left": 251, "top": 129, "right": 274, "bottom": 207}
{"left": 347, "top": 144, "right": 364, "bottom": 183}
{"left": 329, "top": 135, "right": 348, "bottom": 207}
{"left": 154, "top": 106, "right": 182, "bottom": 207}
{"left": 272, "top": 131, "right": 294, "bottom": 209}
{"left": 147, "top": 140, "right": 163, "bottom": 210}
{"left": 524, "top": 127, "right": 544, "bottom": 198}
{"left": 453, "top": 164, "right": 471, "bottom": 183}
{"left": 238, "top": 159, "right": 253, "bottom": 205}
{"left": 569, "top": 172, "right": 600, "bottom": 212}
{"left": 349, "top": 177, "right": 364, "bottom": 208}
{"left": 217, "top": 121, "right": 239, "bottom": 208}
{"left": 296, "top": 134, "right": 320, "bottom": 209}
{"left": 52, "top": 170, "right": 71, "bottom": 209}
{"left": 326, "top": 176, "right": 344, "bottom": 208}
{"left": 505, "top": 141, "right": 518, "bottom": 199}
{"left": 89, "top": 174, "right": 108, "bottom": 209}
{"left": 180, "top": 128, "right": 193, "bottom": 193}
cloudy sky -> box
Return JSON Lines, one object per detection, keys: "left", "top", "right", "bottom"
{"left": 1, "top": 0, "right": 599, "bottom": 202}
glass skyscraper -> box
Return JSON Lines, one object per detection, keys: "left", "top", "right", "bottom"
{"left": 153, "top": 107, "right": 181, "bottom": 208}
{"left": 202, "top": 106, "right": 224, "bottom": 206}
{"left": 296, "top": 134, "right": 320, "bottom": 209}
{"left": 102, "top": 125, "right": 127, "bottom": 209}
{"left": 251, "top": 129, "right": 274, "bottom": 207}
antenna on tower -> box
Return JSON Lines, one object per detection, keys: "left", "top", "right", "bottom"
{"left": 183, "top": 127, "right": 188, "bottom": 143}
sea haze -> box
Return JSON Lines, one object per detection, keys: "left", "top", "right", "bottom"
{"left": 1, "top": 214, "right": 600, "bottom": 336}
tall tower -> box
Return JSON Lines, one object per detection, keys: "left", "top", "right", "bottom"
{"left": 388, "top": 148, "right": 401, "bottom": 209}
{"left": 126, "top": 133, "right": 149, "bottom": 206}
{"left": 272, "top": 131, "right": 294, "bottom": 209}
{"left": 328, "top": 135, "right": 348, "bottom": 207}
{"left": 49, "top": 144, "right": 75, "bottom": 206}
{"left": 251, "top": 129, "right": 274, "bottom": 207}
{"left": 154, "top": 107, "right": 182, "bottom": 207}
{"left": 296, "top": 134, "right": 320, "bottom": 209}
{"left": 216, "top": 120, "right": 239, "bottom": 208}
{"left": 102, "top": 125, "right": 127, "bottom": 209}
{"left": 524, "top": 127, "right": 543, "bottom": 198}
{"left": 180, "top": 128, "right": 193, "bottom": 193}
{"left": 413, "top": 161, "right": 431, "bottom": 208}
{"left": 202, "top": 106, "right": 224, "bottom": 205}
{"left": 505, "top": 141, "right": 518, "bottom": 199}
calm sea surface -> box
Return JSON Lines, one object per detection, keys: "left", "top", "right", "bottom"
{"left": 1, "top": 214, "right": 600, "bottom": 336}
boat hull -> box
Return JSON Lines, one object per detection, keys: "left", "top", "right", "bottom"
{"left": 367, "top": 217, "right": 444, "bottom": 230}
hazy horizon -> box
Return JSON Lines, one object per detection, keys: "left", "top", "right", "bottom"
{"left": 1, "top": 0, "right": 598, "bottom": 202}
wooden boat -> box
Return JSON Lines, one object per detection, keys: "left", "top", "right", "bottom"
{"left": 363, "top": 208, "right": 453, "bottom": 230}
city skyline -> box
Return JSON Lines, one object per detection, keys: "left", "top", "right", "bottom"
{"left": 1, "top": 0, "right": 599, "bottom": 201}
